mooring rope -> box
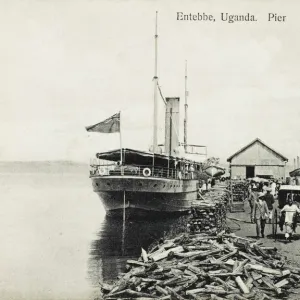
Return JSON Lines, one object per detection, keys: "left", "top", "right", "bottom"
{"left": 121, "top": 191, "right": 126, "bottom": 255}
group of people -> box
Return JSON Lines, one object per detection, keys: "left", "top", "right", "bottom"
{"left": 199, "top": 178, "right": 216, "bottom": 193}
{"left": 247, "top": 180, "right": 300, "bottom": 242}
{"left": 176, "top": 163, "right": 196, "bottom": 180}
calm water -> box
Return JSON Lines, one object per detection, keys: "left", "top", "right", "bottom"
{"left": 0, "top": 169, "right": 187, "bottom": 300}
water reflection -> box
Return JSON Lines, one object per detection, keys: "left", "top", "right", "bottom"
{"left": 88, "top": 215, "right": 189, "bottom": 285}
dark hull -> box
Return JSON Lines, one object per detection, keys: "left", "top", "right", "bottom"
{"left": 91, "top": 175, "right": 198, "bottom": 218}
{"left": 105, "top": 207, "right": 191, "bottom": 219}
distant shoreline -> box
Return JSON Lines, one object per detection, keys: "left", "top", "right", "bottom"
{"left": 0, "top": 161, "right": 88, "bottom": 174}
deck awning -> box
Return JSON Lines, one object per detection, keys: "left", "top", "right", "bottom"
{"left": 96, "top": 148, "right": 200, "bottom": 167}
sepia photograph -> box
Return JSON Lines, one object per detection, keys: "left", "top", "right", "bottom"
{"left": 1, "top": 0, "right": 300, "bottom": 299}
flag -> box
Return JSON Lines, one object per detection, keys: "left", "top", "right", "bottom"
{"left": 85, "top": 112, "right": 120, "bottom": 133}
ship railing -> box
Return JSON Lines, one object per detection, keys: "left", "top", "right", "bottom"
{"left": 89, "top": 162, "right": 195, "bottom": 180}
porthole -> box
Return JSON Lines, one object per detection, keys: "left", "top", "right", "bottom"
{"left": 154, "top": 184, "right": 157, "bottom": 187}
{"left": 96, "top": 183, "right": 99, "bottom": 186}
{"left": 106, "top": 182, "right": 110, "bottom": 186}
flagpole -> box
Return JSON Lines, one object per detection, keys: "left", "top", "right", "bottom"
{"left": 119, "top": 111, "right": 123, "bottom": 165}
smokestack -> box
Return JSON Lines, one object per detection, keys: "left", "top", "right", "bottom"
{"left": 294, "top": 158, "right": 296, "bottom": 170}
{"left": 297, "top": 156, "right": 299, "bottom": 169}
{"left": 165, "top": 97, "right": 180, "bottom": 156}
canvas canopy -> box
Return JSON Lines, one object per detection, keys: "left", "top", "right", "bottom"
{"left": 96, "top": 148, "right": 201, "bottom": 168}
{"left": 279, "top": 185, "right": 300, "bottom": 191}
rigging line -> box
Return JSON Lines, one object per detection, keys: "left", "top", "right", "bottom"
{"left": 157, "top": 81, "right": 167, "bottom": 105}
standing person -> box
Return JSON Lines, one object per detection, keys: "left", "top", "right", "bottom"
{"left": 255, "top": 182, "right": 260, "bottom": 191}
{"left": 184, "top": 164, "right": 189, "bottom": 179}
{"left": 270, "top": 180, "right": 276, "bottom": 196}
{"left": 189, "top": 164, "right": 195, "bottom": 179}
{"left": 211, "top": 177, "right": 216, "bottom": 187}
{"left": 247, "top": 182, "right": 252, "bottom": 198}
{"left": 264, "top": 188, "right": 275, "bottom": 223}
{"left": 207, "top": 179, "right": 211, "bottom": 190}
{"left": 248, "top": 186, "right": 257, "bottom": 220}
{"left": 202, "top": 180, "right": 207, "bottom": 192}
{"left": 262, "top": 182, "right": 269, "bottom": 194}
{"left": 280, "top": 195, "right": 300, "bottom": 242}
{"left": 251, "top": 192, "right": 269, "bottom": 238}
{"left": 276, "top": 182, "right": 281, "bottom": 195}
{"left": 198, "top": 181, "right": 203, "bottom": 198}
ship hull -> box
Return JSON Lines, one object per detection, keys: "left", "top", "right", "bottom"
{"left": 91, "top": 175, "right": 198, "bottom": 218}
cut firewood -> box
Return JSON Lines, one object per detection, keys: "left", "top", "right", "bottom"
{"left": 141, "top": 248, "right": 149, "bottom": 263}
{"left": 151, "top": 246, "right": 184, "bottom": 262}
{"left": 99, "top": 282, "right": 113, "bottom": 293}
{"left": 233, "top": 259, "right": 249, "bottom": 275}
{"left": 218, "top": 250, "right": 238, "bottom": 261}
{"left": 211, "top": 295, "right": 227, "bottom": 300}
{"left": 165, "top": 286, "right": 185, "bottom": 300}
{"left": 107, "top": 288, "right": 156, "bottom": 298}
{"left": 102, "top": 190, "right": 300, "bottom": 300}
{"left": 235, "top": 276, "right": 250, "bottom": 294}
{"left": 155, "top": 285, "right": 169, "bottom": 296}
{"left": 174, "top": 250, "right": 206, "bottom": 258}
{"left": 282, "top": 270, "right": 291, "bottom": 276}
{"left": 274, "top": 278, "right": 289, "bottom": 288}
{"left": 210, "top": 272, "right": 244, "bottom": 277}
{"left": 126, "top": 260, "right": 146, "bottom": 266}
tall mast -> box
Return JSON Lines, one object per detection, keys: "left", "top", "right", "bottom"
{"left": 152, "top": 11, "right": 158, "bottom": 153}
{"left": 184, "top": 60, "right": 188, "bottom": 152}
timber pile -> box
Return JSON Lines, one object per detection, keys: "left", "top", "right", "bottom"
{"left": 189, "top": 203, "right": 227, "bottom": 234}
{"left": 189, "top": 187, "right": 229, "bottom": 234}
{"left": 100, "top": 232, "right": 300, "bottom": 300}
{"left": 229, "top": 182, "right": 248, "bottom": 202}
{"left": 227, "top": 181, "right": 247, "bottom": 212}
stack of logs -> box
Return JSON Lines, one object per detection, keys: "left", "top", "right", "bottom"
{"left": 188, "top": 187, "right": 229, "bottom": 234}
{"left": 100, "top": 232, "right": 300, "bottom": 300}
{"left": 229, "top": 182, "right": 248, "bottom": 202}
{"left": 188, "top": 202, "right": 227, "bottom": 234}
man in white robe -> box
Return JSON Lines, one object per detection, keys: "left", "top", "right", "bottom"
{"left": 281, "top": 196, "right": 300, "bottom": 242}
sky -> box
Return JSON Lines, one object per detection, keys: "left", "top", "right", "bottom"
{"left": 1, "top": 0, "right": 300, "bottom": 164}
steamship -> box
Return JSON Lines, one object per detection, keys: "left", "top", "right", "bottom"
{"left": 89, "top": 13, "right": 207, "bottom": 218}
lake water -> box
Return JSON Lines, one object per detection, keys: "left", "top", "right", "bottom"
{"left": 0, "top": 168, "right": 187, "bottom": 300}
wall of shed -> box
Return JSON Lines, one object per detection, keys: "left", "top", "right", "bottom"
{"left": 230, "top": 165, "right": 285, "bottom": 179}
{"left": 230, "top": 142, "right": 285, "bottom": 166}
{"left": 231, "top": 166, "right": 246, "bottom": 179}
{"left": 255, "top": 165, "right": 285, "bottom": 179}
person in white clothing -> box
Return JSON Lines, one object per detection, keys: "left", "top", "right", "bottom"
{"left": 262, "top": 182, "right": 268, "bottom": 194}
{"left": 280, "top": 195, "right": 300, "bottom": 242}
{"left": 271, "top": 181, "right": 276, "bottom": 195}
{"left": 207, "top": 179, "right": 211, "bottom": 191}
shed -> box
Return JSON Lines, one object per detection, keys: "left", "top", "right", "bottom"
{"left": 227, "top": 138, "right": 288, "bottom": 180}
